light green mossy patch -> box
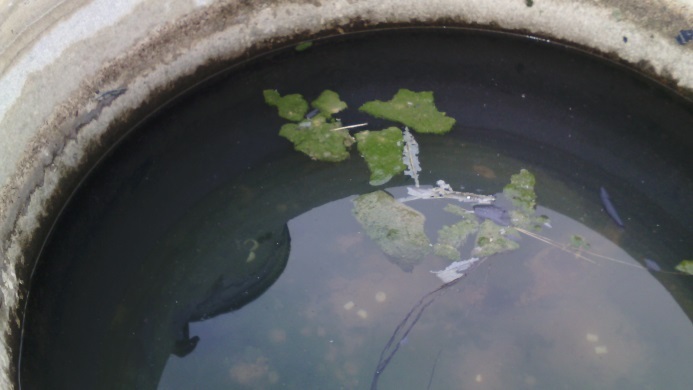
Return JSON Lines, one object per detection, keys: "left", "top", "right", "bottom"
{"left": 434, "top": 216, "right": 480, "bottom": 261}
{"left": 355, "top": 127, "right": 406, "bottom": 186}
{"left": 570, "top": 235, "right": 591, "bottom": 250}
{"left": 675, "top": 260, "right": 693, "bottom": 275}
{"left": 278, "top": 114, "right": 354, "bottom": 162}
{"left": 359, "top": 89, "right": 456, "bottom": 134}
{"left": 295, "top": 41, "right": 313, "bottom": 51}
{"left": 353, "top": 190, "right": 431, "bottom": 272}
{"left": 503, "top": 169, "right": 546, "bottom": 230}
{"left": 263, "top": 90, "right": 309, "bottom": 121}
{"left": 503, "top": 169, "right": 537, "bottom": 213}
{"left": 444, "top": 203, "right": 471, "bottom": 218}
{"left": 312, "top": 90, "right": 347, "bottom": 116}
{"left": 472, "top": 220, "right": 520, "bottom": 257}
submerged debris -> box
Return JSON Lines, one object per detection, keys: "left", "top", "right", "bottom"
{"left": 402, "top": 127, "right": 422, "bottom": 187}
{"left": 369, "top": 274, "right": 470, "bottom": 390}
{"left": 400, "top": 180, "right": 495, "bottom": 204}
{"left": 473, "top": 204, "right": 512, "bottom": 227}
{"left": 430, "top": 257, "right": 481, "bottom": 283}
{"left": 644, "top": 258, "right": 661, "bottom": 272}
{"left": 675, "top": 29, "right": 693, "bottom": 45}
{"left": 600, "top": 186, "right": 624, "bottom": 227}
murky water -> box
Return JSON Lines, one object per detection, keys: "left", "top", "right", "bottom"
{"left": 19, "top": 29, "right": 693, "bottom": 389}
{"left": 157, "top": 183, "right": 693, "bottom": 389}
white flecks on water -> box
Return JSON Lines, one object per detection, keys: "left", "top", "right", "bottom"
{"left": 595, "top": 345, "right": 608, "bottom": 355}
{"left": 375, "top": 291, "right": 387, "bottom": 303}
{"left": 357, "top": 309, "right": 368, "bottom": 319}
{"left": 343, "top": 301, "right": 355, "bottom": 310}
{"left": 586, "top": 333, "right": 599, "bottom": 343}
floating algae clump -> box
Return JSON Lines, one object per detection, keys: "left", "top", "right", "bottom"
{"left": 263, "top": 90, "right": 309, "bottom": 121}
{"left": 675, "top": 260, "right": 693, "bottom": 275}
{"left": 434, "top": 215, "right": 480, "bottom": 261}
{"left": 503, "top": 169, "right": 537, "bottom": 213}
{"left": 278, "top": 114, "right": 354, "bottom": 162}
{"left": 311, "top": 90, "right": 347, "bottom": 116}
{"left": 472, "top": 220, "right": 520, "bottom": 257}
{"left": 355, "top": 127, "right": 406, "bottom": 186}
{"left": 267, "top": 89, "right": 353, "bottom": 162}
{"left": 359, "top": 89, "right": 456, "bottom": 134}
{"left": 502, "top": 169, "right": 547, "bottom": 230}
{"left": 353, "top": 190, "right": 431, "bottom": 271}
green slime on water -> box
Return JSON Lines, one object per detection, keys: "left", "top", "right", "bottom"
{"left": 263, "top": 90, "right": 309, "bottom": 121}
{"left": 434, "top": 211, "right": 480, "bottom": 260}
{"left": 472, "top": 220, "right": 520, "bottom": 257}
{"left": 352, "top": 190, "right": 431, "bottom": 272}
{"left": 675, "top": 260, "right": 693, "bottom": 275}
{"left": 359, "top": 89, "right": 456, "bottom": 134}
{"left": 311, "top": 90, "right": 348, "bottom": 116}
{"left": 355, "top": 127, "right": 406, "bottom": 186}
{"left": 278, "top": 114, "right": 354, "bottom": 162}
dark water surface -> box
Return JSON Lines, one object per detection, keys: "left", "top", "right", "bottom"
{"left": 19, "top": 29, "right": 693, "bottom": 389}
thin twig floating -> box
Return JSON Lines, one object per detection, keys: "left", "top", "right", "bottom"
{"left": 426, "top": 348, "right": 443, "bottom": 390}
{"left": 370, "top": 258, "right": 487, "bottom": 390}
{"left": 330, "top": 122, "right": 369, "bottom": 131}
{"left": 514, "top": 227, "right": 683, "bottom": 274}
{"left": 402, "top": 127, "right": 421, "bottom": 187}
{"left": 600, "top": 187, "right": 624, "bottom": 227}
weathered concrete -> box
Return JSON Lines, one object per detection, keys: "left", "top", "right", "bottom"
{"left": 0, "top": 0, "right": 691, "bottom": 388}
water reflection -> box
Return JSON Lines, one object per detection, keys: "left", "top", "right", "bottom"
{"left": 156, "top": 190, "right": 693, "bottom": 389}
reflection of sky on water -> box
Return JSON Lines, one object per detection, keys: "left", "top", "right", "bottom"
{"left": 158, "top": 192, "right": 693, "bottom": 389}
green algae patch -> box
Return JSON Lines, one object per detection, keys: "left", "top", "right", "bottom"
{"left": 312, "top": 90, "right": 347, "bottom": 116}
{"left": 503, "top": 169, "right": 537, "bottom": 213}
{"left": 359, "top": 89, "right": 456, "bottom": 134}
{"left": 434, "top": 216, "right": 480, "bottom": 261}
{"left": 472, "top": 220, "right": 520, "bottom": 257}
{"left": 353, "top": 190, "right": 431, "bottom": 272}
{"left": 444, "top": 203, "right": 471, "bottom": 217}
{"left": 263, "top": 90, "right": 309, "bottom": 121}
{"left": 503, "top": 169, "right": 545, "bottom": 229}
{"left": 675, "top": 260, "right": 693, "bottom": 275}
{"left": 355, "top": 127, "right": 406, "bottom": 186}
{"left": 570, "top": 235, "right": 591, "bottom": 250}
{"left": 279, "top": 114, "right": 354, "bottom": 162}
{"left": 295, "top": 41, "right": 313, "bottom": 51}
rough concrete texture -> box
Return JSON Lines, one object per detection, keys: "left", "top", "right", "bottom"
{"left": 0, "top": 0, "right": 691, "bottom": 388}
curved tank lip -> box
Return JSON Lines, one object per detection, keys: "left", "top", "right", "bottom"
{"left": 0, "top": 1, "right": 691, "bottom": 388}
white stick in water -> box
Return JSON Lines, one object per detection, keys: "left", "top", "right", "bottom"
{"left": 402, "top": 127, "right": 421, "bottom": 187}
{"left": 430, "top": 257, "right": 481, "bottom": 283}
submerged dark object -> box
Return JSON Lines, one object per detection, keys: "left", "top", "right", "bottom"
{"left": 473, "top": 204, "right": 511, "bottom": 226}
{"left": 370, "top": 258, "right": 485, "bottom": 389}
{"left": 675, "top": 29, "right": 693, "bottom": 45}
{"left": 645, "top": 258, "right": 662, "bottom": 272}
{"left": 370, "top": 279, "right": 459, "bottom": 390}
{"left": 600, "top": 186, "right": 624, "bottom": 227}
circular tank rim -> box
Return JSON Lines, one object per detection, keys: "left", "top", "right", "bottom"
{"left": 0, "top": 1, "right": 692, "bottom": 388}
